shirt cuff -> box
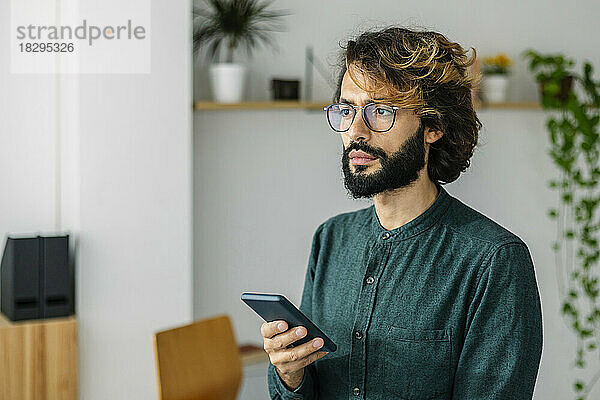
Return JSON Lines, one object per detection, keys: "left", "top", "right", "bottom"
{"left": 268, "top": 362, "right": 315, "bottom": 399}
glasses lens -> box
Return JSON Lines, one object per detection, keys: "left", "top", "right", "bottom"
{"left": 327, "top": 104, "right": 354, "bottom": 132}
{"left": 364, "top": 103, "right": 396, "bottom": 132}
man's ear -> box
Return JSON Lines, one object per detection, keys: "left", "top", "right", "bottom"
{"left": 425, "top": 128, "right": 444, "bottom": 145}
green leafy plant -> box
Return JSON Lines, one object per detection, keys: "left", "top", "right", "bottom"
{"left": 193, "top": 0, "right": 289, "bottom": 63}
{"left": 523, "top": 50, "right": 577, "bottom": 106}
{"left": 524, "top": 49, "right": 600, "bottom": 399}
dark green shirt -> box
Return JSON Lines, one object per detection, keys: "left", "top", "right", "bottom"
{"left": 268, "top": 184, "right": 543, "bottom": 400}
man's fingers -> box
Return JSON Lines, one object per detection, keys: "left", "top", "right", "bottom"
{"left": 299, "top": 350, "right": 328, "bottom": 368}
{"left": 270, "top": 337, "right": 325, "bottom": 364}
{"left": 261, "top": 320, "right": 288, "bottom": 339}
{"left": 265, "top": 326, "right": 309, "bottom": 351}
{"left": 284, "top": 338, "right": 324, "bottom": 362}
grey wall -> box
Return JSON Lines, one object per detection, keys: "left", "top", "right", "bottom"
{"left": 194, "top": 0, "right": 600, "bottom": 103}
{"left": 193, "top": 1, "right": 600, "bottom": 399}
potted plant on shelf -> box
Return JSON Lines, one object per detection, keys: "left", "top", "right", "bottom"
{"left": 525, "top": 50, "right": 600, "bottom": 399}
{"left": 481, "top": 53, "right": 513, "bottom": 103}
{"left": 193, "top": 0, "right": 288, "bottom": 103}
{"left": 522, "top": 49, "right": 575, "bottom": 106}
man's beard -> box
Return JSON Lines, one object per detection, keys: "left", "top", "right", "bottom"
{"left": 341, "top": 122, "right": 427, "bottom": 199}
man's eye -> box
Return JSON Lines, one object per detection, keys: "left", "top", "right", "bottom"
{"left": 376, "top": 107, "right": 392, "bottom": 116}
{"left": 341, "top": 108, "right": 351, "bottom": 116}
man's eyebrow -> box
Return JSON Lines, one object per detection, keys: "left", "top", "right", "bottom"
{"left": 339, "top": 97, "right": 386, "bottom": 104}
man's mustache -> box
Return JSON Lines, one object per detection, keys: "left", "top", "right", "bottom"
{"left": 344, "top": 141, "right": 387, "bottom": 160}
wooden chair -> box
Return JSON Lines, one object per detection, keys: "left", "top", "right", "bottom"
{"left": 153, "top": 315, "right": 242, "bottom": 400}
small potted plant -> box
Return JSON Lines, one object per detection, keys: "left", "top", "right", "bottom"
{"left": 482, "top": 53, "right": 513, "bottom": 103}
{"left": 522, "top": 49, "right": 575, "bottom": 106}
{"left": 193, "top": 0, "right": 288, "bottom": 103}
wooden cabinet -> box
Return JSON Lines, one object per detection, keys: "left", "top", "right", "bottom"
{"left": 0, "top": 313, "right": 77, "bottom": 400}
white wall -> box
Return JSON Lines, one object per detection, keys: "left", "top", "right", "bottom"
{"left": 0, "top": 0, "right": 58, "bottom": 235}
{"left": 76, "top": 0, "right": 193, "bottom": 398}
{"left": 193, "top": 1, "right": 600, "bottom": 399}
{"left": 1, "top": 0, "right": 193, "bottom": 399}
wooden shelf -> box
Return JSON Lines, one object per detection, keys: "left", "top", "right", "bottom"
{"left": 194, "top": 101, "right": 326, "bottom": 111}
{"left": 238, "top": 343, "right": 269, "bottom": 365}
{"left": 474, "top": 101, "right": 541, "bottom": 110}
{"left": 194, "top": 100, "right": 542, "bottom": 111}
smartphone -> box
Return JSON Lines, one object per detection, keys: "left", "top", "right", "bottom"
{"left": 241, "top": 292, "right": 337, "bottom": 353}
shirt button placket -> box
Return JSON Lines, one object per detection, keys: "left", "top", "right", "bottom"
{"left": 350, "top": 235, "right": 385, "bottom": 400}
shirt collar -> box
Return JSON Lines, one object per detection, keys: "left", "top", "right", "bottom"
{"left": 370, "top": 182, "right": 451, "bottom": 241}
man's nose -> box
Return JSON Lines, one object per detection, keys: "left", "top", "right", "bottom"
{"left": 346, "top": 111, "right": 372, "bottom": 142}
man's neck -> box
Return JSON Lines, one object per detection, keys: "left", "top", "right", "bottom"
{"left": 372, "top": 172, "right": 440, "bottom": 231}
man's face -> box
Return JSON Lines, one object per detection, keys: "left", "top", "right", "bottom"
{"left": 339, "top": 67, "right": 428, "bottom": 198}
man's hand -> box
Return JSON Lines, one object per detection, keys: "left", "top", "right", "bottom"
{"left": 261, "top": 320, "right": 328, "bottom": 390}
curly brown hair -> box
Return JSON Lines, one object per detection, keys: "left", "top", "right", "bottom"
{"left": 335, "top": 27, "right": 482, "bottom": 185}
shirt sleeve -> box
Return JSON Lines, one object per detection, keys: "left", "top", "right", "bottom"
{"left": 452, "top": 242, "right": 543, "bottom": 399}
{"left": 267, "top": 222, "right": 325, "bottom": 399}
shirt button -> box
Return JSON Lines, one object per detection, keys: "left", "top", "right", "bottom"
{"left": 354, "top": 331, "right": 363, "bottom": 340}
{"left": 365, "top": 276, "right": 375, "bottom": 285}
{"left": 381, "top": 231, "right": 391, "bottom": 240}
{"left": 353, "top": 387, "right": 361, "bottom": 396}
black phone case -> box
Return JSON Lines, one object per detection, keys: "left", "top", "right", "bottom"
{"left": 241, "top": 292, "right": 337, "bottom": 353}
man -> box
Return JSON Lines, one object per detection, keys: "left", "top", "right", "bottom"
{"left": 261, "top": 27, "right": 543, "bottom": 399}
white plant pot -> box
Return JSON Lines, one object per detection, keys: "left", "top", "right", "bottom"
{"left": 209, "top": 63, "right": 246, "bottom": 103}
{"left": 483, "top": 75, "right": 509, "bottom": 103}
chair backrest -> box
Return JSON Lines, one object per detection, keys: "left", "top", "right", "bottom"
{"left": 153, "top": 314, "right": 242, "bottom": 400}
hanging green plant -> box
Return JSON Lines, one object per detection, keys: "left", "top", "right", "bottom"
{"left": 523, "top": 49, "right": 600, "bottom": 400}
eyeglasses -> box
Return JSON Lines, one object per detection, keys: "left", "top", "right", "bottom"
{"left": 324, "top": 102, "right": 399, "bottom": 133}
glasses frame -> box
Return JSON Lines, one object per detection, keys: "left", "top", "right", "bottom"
{"left": 324, "top": 102, "right": 400, "bottom": 133}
